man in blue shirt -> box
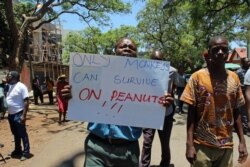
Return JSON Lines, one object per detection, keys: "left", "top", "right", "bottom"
{"left": 61, "top": 37, "right": 174, "bottom": 167}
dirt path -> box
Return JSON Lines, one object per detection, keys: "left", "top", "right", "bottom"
{"left": 1, "top": 102, "right": 250, "bottom": 167}
{"left": 0, "top": 102, "right": 87, "bottom": 167}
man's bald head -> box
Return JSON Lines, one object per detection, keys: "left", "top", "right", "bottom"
{"left": 150, "top": 50, "right": 165, "bottom": 60}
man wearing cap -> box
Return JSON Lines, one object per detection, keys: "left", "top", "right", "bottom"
{"left": 6, "top": 71, "right": 30, "bottom": 161}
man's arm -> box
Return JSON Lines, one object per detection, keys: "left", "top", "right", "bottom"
{"left": 186, "top": 104, "right": 196, "bottom": 164}
{"left": 244, "top": 69, "right": 250, "bottom": 129}
{"left": 245, "top": 85, "right": 250, "bottom": 130}
{"left": 21, "top": 97, "right": 29, "bottom": 124}
{"left": 233, "top": 108, "right": 248, "bottom": 164}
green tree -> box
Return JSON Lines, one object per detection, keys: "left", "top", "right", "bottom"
{"left": 62, "top": 25, "right": 141, "bottom": 63}
{"left": 137, "top": 0, "right": 250, "bottom": 72}
{"left": 100, "top": 25, "right": 141, "bottom": 55}
{"left": 2, "top": 0, "right": 132, "bottom": 70}
{"left": 186, "top": 0, "right": 250, "bottom": 43}
{"left": 62, "top": 27, "right": 102, "bottom": 63}
{"left": 137, "top": 0, "right": 203, "bottom": 71}
{"left": 0, "top": 2, "right": 11, "bottom": 67}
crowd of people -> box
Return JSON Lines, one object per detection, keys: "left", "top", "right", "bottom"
{"left": 0, "top": 35, "right": 250, "bottom": 167}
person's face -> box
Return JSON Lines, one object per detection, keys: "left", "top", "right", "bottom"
{"left": 208, "top": 38, "right": 229, "bottom": 65}
{"left": 115, "top": 39, "right": 137, "bottom": 57}
{"left": 6, "top": 73, "right": 15, "bottom": 84}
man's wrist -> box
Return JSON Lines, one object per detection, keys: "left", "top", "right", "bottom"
{"left": 186, "top": 142, "right": 194, "bottom": 148}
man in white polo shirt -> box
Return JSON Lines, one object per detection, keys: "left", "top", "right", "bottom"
{"left": 6, "top": 71, "right": 30, "bottom": 161}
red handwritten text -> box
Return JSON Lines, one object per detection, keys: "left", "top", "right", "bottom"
{"left": 79, "top": 88, "right": 101, "bottom": 101}
{"left": 110, "top": 90, "right": 165, "bottom": 104}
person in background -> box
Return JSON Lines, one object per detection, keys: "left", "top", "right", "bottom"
{"left": 181, "top": 36, "right": 248, "bottom": 167}
{"left": 32, "top": 76, "right": 43, "bottom": 105}
{"left": 60, "top": 37, "right": 174, "bottom": 167}
{"left": 237, "top": 57, "right": 250, "bottom": 87}
{"left": 56, "top": 74, "right": 68, "bottom": 124}
{"left": 236, "top": 57, "right": 250, "bottom": 135}
{"left": 0, "top": 78, "right": 8, "bottom": 119}
{"left": 244, "top": 67, "right": 250, "bottom": 138}
{"left": 176, "top": 66, "right": 186, "bottom": 114}
{"left": 0, "top": 78, "right": 9, "bottom": 96}
{"left": 6, "top": 71, "right": 30, "bottom": 161}
{"left": 45, "top": 76, "right": 54, "bottom": 105}
{"left": 140, "top": 50, "right": 177, "bottom": 167}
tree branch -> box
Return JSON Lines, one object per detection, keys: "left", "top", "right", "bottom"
{"left": 30, "top": 10, "right": 92, "bottom": 30}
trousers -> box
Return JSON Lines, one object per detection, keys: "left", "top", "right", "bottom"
{"left": 192, "top": 143, "right": 233, "bottom": 167}
{"left": 84, "top": 133, "right": 140, "bottom": 167}
{"left": 8, "top": 111, "right": 30, "bottom": 156}
{"left": 140, "top": 112, "right": 174, "bottom": 167}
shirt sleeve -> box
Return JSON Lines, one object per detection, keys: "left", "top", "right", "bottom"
{"left": 168, "top": 67, "right": 177, "bottom": 93}
{"left": 21, "top": 83, "right": 29, "bottom": 99}
{"left": 180, "top": 74, "right": 197, "bottom": 106}
{"left": 244, "top": 69, "right": 250, "bottom": 86}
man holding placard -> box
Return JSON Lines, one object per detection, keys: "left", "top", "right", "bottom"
{"left": 61, "top": 37, "right": 174, "bottom": 167}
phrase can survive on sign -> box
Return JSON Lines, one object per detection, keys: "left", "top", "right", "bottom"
{"left": 68, "top": 53, "right": 170, "bottom": 129}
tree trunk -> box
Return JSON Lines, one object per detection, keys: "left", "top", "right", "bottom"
{"left": 3, "top": 1, "right": 20, "bottom": 71}
{"left": 9, "top": 35, "right": 20, "bottom": 71}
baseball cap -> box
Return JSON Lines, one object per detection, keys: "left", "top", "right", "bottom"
{"left": 8, "top": 71, "right": 20, "bottom": 81}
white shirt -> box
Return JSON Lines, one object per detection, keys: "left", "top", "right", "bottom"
{"left": 244, "top": 69, "right": 250, "bottom": 86}
{"left": 6, "top": 82, "right": 29, "bottom": 115}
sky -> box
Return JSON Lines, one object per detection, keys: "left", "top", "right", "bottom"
{"left": 58, "top": 1, "right": 241, "bottom": 48}
{"left": 59, "top": 1, "right": 145, "bottom": 32}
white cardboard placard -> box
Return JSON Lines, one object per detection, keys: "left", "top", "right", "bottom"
{"left": 68, "top": 53, "right": 170, "bottom": 129}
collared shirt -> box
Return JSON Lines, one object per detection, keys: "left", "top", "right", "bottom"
{"left": 88, "top": 65, "right": 177, "bottom": 140}
{"left": 88, "top": 123, "right": 142, "bottom": 141}
{"left": 181, "top": 68, "right": 244, "bottom": 148}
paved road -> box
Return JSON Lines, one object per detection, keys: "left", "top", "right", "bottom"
{"left": 28, "top": 112, "right": 250, "bottom": 167}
